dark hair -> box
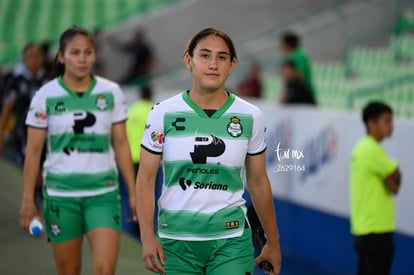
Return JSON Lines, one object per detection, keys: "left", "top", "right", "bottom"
{"left": 281, "top": 31, "right": 300, "bottom": 49}
{"left": 140, "top": 85, "right": 152, "bottom": 100}
{"left": 184, "top": 28, "right": 238, "bottom": 62}
{"left": 54, "top": 26, "right": 96, "bottom": 76}
{"left": 362, "top": 101, "right": 393, "bottom": 124}
{"left": 22, "top": 42, "right": 38, "bottom": 55}
{"left": 40, "top": 41, "right": 51, "bottom": 56}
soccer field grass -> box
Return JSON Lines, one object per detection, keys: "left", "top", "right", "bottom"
{"left": 0, "top": 157, "right": 151, "bottom": 274}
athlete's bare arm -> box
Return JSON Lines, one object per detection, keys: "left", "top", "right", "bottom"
{"left": 19, "top": 127, "right": 46, "bottom": 231}
{"left": 112, "top": 121, "right": 137, "bottom": 219}
{"left": 245, "top": 152, "right": 281, "bottom": 275}
{"left": 136, "top": 148, "right": 165, "bottom": 274}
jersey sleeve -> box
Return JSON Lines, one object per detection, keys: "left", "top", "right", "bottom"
{"left": 247, "top": 108, "right": 267, "bottom": 155}
{"left": 140, "top": 103, "right": 164, "bottom": 154}
{"left": 111, "top": 84, "right": 128, "bottom": 123}
{"left": 360, "top": 145, "right": 398, "bottom": 179}
{"left": 25, "top": 90, "right": 48, "bottom": 128}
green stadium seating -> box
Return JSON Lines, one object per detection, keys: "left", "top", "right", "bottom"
{"left": 0, "top": 0, "right": 183, "bottom": 66}
{"left": 260, "top": 9, "right": 414, "bottom": 118}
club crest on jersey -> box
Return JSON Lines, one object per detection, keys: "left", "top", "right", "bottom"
{"left": 96, "top": 95, "right": 108, "bottom": 110}
{"left": 227, "top": 116, "right": 243, "bottom": 137}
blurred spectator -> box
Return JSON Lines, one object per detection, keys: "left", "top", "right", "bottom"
{"left": 279, "top": 60, "right": 316, "bottom": 105}
{"left": 0, "top": 43, "right": 50, "bottom": 164}
{"left": 280, "top": 31, "right": 316, "bottom": 102}
{"left": 92, "top": 28, "right": 105, "bottom": 76}
{"left": 237, "top": 60, "right": 262, "bottom": 98}
{"left": 0, "top": 69, "right": 14, "bottom": 125}
{"left": 0, "top": 67, "right": 5, "bottom": 113}
{"left": 40, "top": 40, "right": 55, "bottom": 78}
{"left": 350, "top": 101, "right": 400, "bottom": 275}
{"left": 119, "top": 85, "right": 154, "bottom": 241}
{"left": 111, "top": 28, "right": 155, "bottom": 86}
{"left": 126, "top": 85, "right": 153, "bottom": 168}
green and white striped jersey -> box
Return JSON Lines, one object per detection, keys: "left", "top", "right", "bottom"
{"left": 142, "top": 91, "right": 267, "bottom": 241}
{"left": 26, "top": 76, "right": 127, "bottom": 197}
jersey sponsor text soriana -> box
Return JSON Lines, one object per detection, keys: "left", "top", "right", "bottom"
{"left": 141, "top": 91, "right": 267, "bottom": 241}
{"left": 26, "top": 76, "right": 127, "bottom": 197}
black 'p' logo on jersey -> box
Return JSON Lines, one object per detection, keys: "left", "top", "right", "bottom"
{"left": 190, "top": 135, "right": 225, "bottom": 164}
{"left": 73, "top": 111, "right": 96, "bottom": 134}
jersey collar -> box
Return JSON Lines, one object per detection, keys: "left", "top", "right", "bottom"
{"left": 182, "top": 90, "right": 235, "bottom": 119}
{"left": 58, "top": 75, "right": 97, "bottom": 98}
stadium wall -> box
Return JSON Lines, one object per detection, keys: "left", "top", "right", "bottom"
{"left": 259, "top": 104, "right": 414, "bottom": 274}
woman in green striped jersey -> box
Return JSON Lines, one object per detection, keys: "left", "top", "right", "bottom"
{"left": 19, "top": 26, "right": 136, "bottom": 275}
{"left": 136, "top": 28, "right": 281, "bottom": 275}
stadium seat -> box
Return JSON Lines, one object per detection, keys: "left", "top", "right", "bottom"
{"left": 311, "top": 27, "right": 414, "bottom": 117}
{"left": 0, "top": 0, "right": 184, "bottom": 66}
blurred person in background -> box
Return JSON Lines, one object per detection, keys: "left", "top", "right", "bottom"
{"left": 126, "top": 85, "right": 153, "bottom": 174}
{"left": 19, "top": 26, "right": 136, "bottom": 275}
{"left": 237, "top": 60, "right": 262, "bottom": 98}
{"left": 279, "top": 60, "right": 316, "bottom": 105}
{"left": 280, "top": 31, "right": 316, "bottom": 103}
{"left": 349, "top": 101, "right": 401, "bottom": 275}
{"left": 0, "top": 43, "right": 50, "bottom": 164}
{"left": 136, "top": 27, "right": 281, "bottom": 275}
{"left": 111, "top": 28, "right": 155, "bottom": 86}
{"left": 119, "top": 85, "right": 154, "bottom": 241}
{"left": 0, "top": 66, "right": 5, "bottom": 113}
{"left": 0, "top": 43, "right": 49, "bottom": 211}
{"left": 92, "top": 28, "right": 105, "bottom": 77}
{"left": 40, "top": 40, "right": 55, "bottom": 79}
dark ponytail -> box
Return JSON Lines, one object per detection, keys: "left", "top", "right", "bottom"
{"left": 53, "top": 55, "right": 66, "bottom": 77}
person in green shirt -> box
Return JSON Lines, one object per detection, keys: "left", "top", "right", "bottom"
{"left": 280, "top": 31, "right": 316, "bottom": 103}
{"left": 349, "top": 101, "right": 401, "bottom": 275}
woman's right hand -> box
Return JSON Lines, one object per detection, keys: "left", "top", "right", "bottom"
{"left": 141, "top": 236, "right": 166, "bottom": 274}
{"left": 19, "top": 200, "right": 42, "bottom": 233}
